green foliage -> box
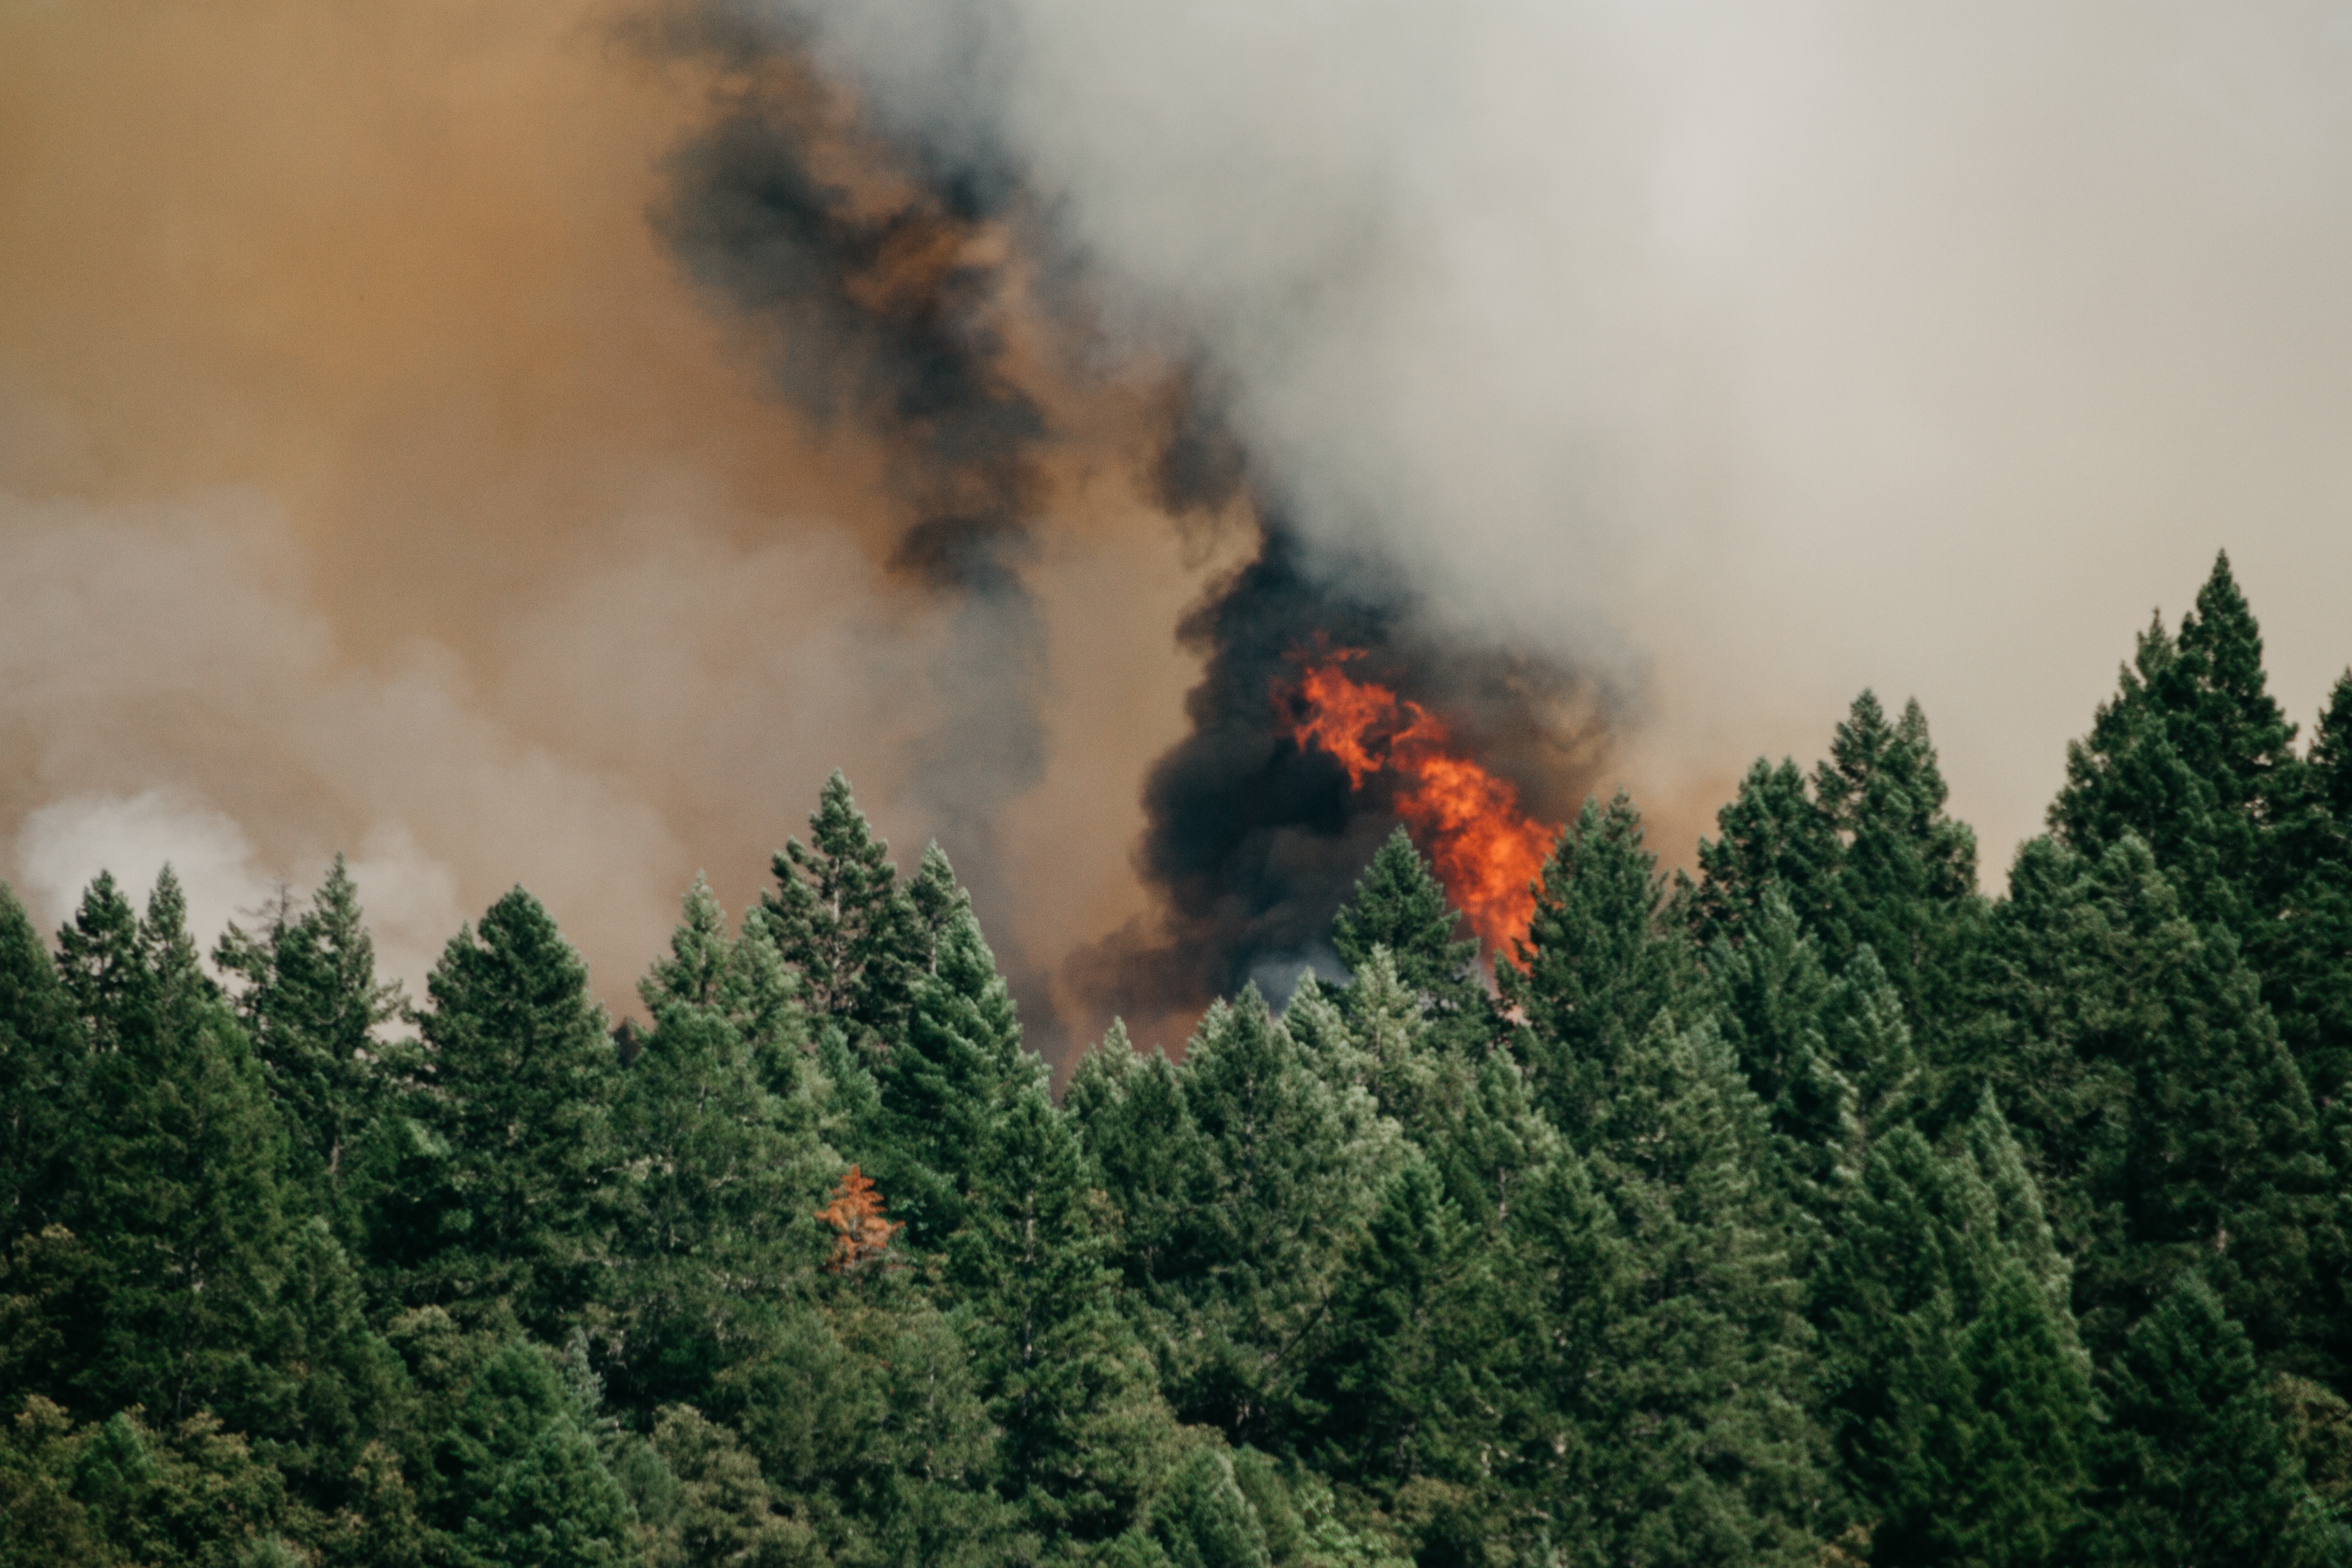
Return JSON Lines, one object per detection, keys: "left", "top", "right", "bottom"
{"left": 1502, "top": 792, "right": 1693, "bottom": 1142}
{"left": 369, "top": 887, "right": 617, "bottom": 1336}
{"left": 760, "top": 771, "right": 925, "bottom": 1051}
{"left": 432, "top": 1340, "right": 637, "bottom": 1567}
{"left": 947, "top": 1084, "right": 1173, "bottom": 1542}
{"left": 1692, "top": 758, "right": 1843, "bottom": 952}
{"left": 10, "top": 549, "right": 2352, "bottom": 1568}
{"left": 870, "top": 893, "right": 1044, "bottom": 1248}
{"left": 1950, "top": 834, "right": 2336, "bottom": 1372}
{"left": 2085, "top": 1272, "right": 2332, "bottom": 1567}
{"left": 1573, "top": 1017, "right": 1832, "bottom": 1568}
{"left": 1156, "top": 988, "right": 1392, "bottom": 1446}
{"left": 215, "top": 857, "right": 407, "bottom": 1235}
{"left": 607, "top": 878, "right": 832, "bottom": 1413}
{"left": 1816, "top": 1103, "right": 2093, "bottom": 1566}
{"left": 1328, "top": 829, "right": 1485, "bottom": 1048}
{"left": 0, "top": 882, "right": 84, "bottom": 1238}
{"left": 2052, "top": 553, "right": 2298, "bottom": 940}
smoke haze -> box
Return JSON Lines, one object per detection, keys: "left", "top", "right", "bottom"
{"left": 9, "top": 0, "right": 2352, "bottom": 1061}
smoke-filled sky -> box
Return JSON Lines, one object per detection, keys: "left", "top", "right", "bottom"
{"left": 7, "top": 0, "right": 2352, "bottom": 1062}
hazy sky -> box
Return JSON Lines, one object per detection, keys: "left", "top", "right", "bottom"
{"left": 6, "top": 0, "right": 2351, "bottom": 1056}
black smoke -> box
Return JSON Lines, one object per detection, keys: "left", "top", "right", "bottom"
{"left": 651, "top": 22, "right": 1619, "bottom": 1057}
{"left": 1068, "top": 520, "right": 1614, "bottom": 1036}
{"left": 655, "top": 48, "right": 1059, "bottom": 1044}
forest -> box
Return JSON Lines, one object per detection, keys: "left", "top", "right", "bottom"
{"left": 3, "top": 551, "right": 2351, "bottom": 1567}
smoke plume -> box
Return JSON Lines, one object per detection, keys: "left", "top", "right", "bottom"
{"left": 12, "top": 0, "right": 2352, "bottom": 1068}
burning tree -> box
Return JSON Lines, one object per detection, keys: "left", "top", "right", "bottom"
{"left": 817, "top": 1165, "right": 899, "bottom": 1273}
{"left": 1275, "top": 646, "right": 1558, "bottom": 954}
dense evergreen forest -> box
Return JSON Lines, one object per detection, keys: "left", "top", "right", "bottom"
{"left": 6, "top": 553, "right": 2352, "bottom": 1566}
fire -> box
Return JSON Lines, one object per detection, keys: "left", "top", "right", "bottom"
{"left": 1275, "top": 649, "right": 1558, "bottom": 954}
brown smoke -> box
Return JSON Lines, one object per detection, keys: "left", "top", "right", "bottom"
{"left": 0, "top": 0, "right": 1227, "bottom": 1048}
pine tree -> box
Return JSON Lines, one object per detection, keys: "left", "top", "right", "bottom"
{"left": 1067, "top": 1024, "right": 1203, "bottom": 1298}
{"left": 1813, "top": 694, "right": 1982, "bottom": 1023}
{"left": 1148, "top": 1446, "right": 1273, "bottom": 1568}
{"left": 1502, "top": 793, "right": 1692, "bottom": 1143}
{"left": 2087, "top": 1273, "right": 2331, "bottom": 1567}
{"left": 1816, "top": 1104, "right": 2093, "bottom": 1566}
{"left": 760, "top": 771, "right": 925, "bottom": 1051}
{"left": 946, "top": 1084, "right": 1171, "bottom": 1543}
{"left": 2052, "top": 553, "right": 2300, "bottom": 946}
{"left": 867, "top": 902, "right": 1044, "bottom": 1248}
{"left": 1950, "top": 835, "right": 2335, "bottom": 1373}
{"left": 1576, "top": 1016, "right": 1831, "bottom": 1568}
{"left": 607, "top": 877, "right": 831, "bottom": 1414}
{"left": 1330, "top": 828, "right": 1486, "bottom": 1046}
{"left": 904, "top": 841, "right": 972, "bottom": 978}
{"left": 51, "top": 871, "right": 295, "bottom": 1434}
{"left": 1292, "top": 1153, "right": 1494, "bottom": 1504}
{"left": 1703, "top": 887, "right": 1842, "bottom": 1190}
{"left": 2269, "top": 671, "right": 2352, "bottom": 1107}
{"left": 0, "top": 882, "right": 84, "bottom": 1239}
{"left": 431, "top": 1341, "right": 637, "bottom": 1568}
{"left": 215, "top": 857, "right": 407, "bottom": 1236}
{"left": 1691, "top": 759, "right": 1842, "bottom": 951}
{"left": 1163, "top": 989, "right": 1380, "bottom": 1444}
{"left": 370, "top": 887, "right": 617, "bottom": 1336}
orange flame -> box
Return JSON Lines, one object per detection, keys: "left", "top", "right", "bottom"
{"left": 1275, "top": 649, "right": 1557, "bottom": 954}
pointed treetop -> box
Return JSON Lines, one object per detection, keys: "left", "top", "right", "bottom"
{"left": 761, "top": 770, "right": 924, "bottom": 1043}
{"left": 1332, "top": 827, "right": 1484, "bottom": 1034}
{"left": 1692, "top": 756, "right": 1842, "bottom": 948}
{"left": 2313, "top": 671, "right": 2352, "bottom": 821}
{"left": 906, "top": 842, "right": 972, "bottom": 975}
{"left": 640, "top": 873, "right": 732, "bottom": 1014}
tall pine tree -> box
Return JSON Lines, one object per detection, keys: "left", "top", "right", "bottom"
{"left": 364, "top": 887, "right": 617, "bottom": 1338}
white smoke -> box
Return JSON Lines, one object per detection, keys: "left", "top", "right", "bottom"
{"left": 760, "top": 0, "right": 2352, "bottom": 865}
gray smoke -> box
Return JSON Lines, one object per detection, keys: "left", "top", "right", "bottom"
{"left": 722, "top": 0, "right": 2352, "bottom": 878}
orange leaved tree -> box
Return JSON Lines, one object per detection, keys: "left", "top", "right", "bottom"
{"left": 816, "top": 1165, "right": 898, "bottom": 1273}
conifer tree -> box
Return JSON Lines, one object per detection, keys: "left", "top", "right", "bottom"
{"left": 0, "top": 882, "right": 84, "bottom": 1238}
{"left": 369, "top": 887, "right": 617, "bottom": 1336}
{"left": 867, "top": 902, "right": 1044, "bottom": 1248}
{"left": 1330, "top": 828, "right": 1485, "bottom": 1046}
{"left": 2052, "top": 553, "right": 2300, "bottom": 947}
{"left": 1691, "top": 758, "right": 1842, "bottom": 951}
{"left": 1813, "top": 694, "right": 1982, "bottom": 1022}
{"left": 1502, "top": 793, "right": 1692, "bottom": 1142}
{"left": 2269, "top": 671, "right": 2352, "bottom": 1106}
{"left": 215, "top": 857, "right": 407, "bottom": 1234}
{"left": 51, "top": 871, "right": 294, "bottom": 1433}
{"left": 1951, "top": 835, "right": 2334, "bottom": 1372}
{"left": 431, "top": 1340, "right": 637, "bottom": 1568}
{"left": 1292, "top": 1153, "right": 1494, "bottom": 1505}
{"left": 1164, "top": 989, "right": 1379, "bottom": 1443}
{"left": 1067, "top": 1024, "right": 1203, "bottom": 1298}
{"left": 2087, "top": 1273, "right": 2332, "bottom": 1567}
{"left": 1576, "top": 1016, "right": 1830, "bottom": 1568}
{"left": 947, "top": 1084, "right": 1171, "bottom": 1544}
{"left": 1816, "top": 1104, "right": 2093, "bottom": 1566}
{"left": 760, "top": 771, "right": 925, "bottom": 1050}
{"left": 904, "top": 841, "right": 972, "bottom": 978}
{"left": 1290, "top": 951, "right": 1441, "bottom": 1136}
{"left": 1148, "top": 1446, "right": 1274, "bottom": 1568}
{"left": 607, "top": 877, "right": 830, "bottom": 1413}
{"left": 1704, "top": 887, "right": 1842, "bottom": 1188}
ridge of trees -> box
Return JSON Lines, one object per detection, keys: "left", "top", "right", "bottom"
{"left": 5, "top": 551, "right": 2352, "bottom": 1564}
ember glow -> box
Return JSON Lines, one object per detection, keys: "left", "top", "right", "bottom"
{"left": 1275, "top": 650, "right": 1558, "bottom": 954}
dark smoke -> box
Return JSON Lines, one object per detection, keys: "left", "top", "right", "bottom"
{"left": 652, "top": 20, "right": 1621, "bottom": 1058}
{"left": 1068, "top": 523, "right": 1616, "bottom": 1037}
{"left": 655, "top": 43, "right": 1059, "bottom": 1047}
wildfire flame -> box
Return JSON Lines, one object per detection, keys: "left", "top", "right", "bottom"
{"left": 1275, "top": 648, "right": 1558, "bottom": 954}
